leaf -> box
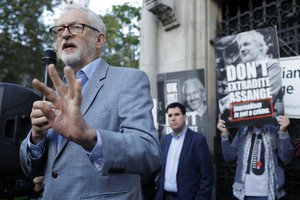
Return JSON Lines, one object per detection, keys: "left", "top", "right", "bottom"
{"left": 101, "top": 3, "right": 141, "bottom": 68}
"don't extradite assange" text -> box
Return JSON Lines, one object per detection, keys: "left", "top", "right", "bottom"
{"left": 226, "top": 60, "right": 271, "bottom": 103}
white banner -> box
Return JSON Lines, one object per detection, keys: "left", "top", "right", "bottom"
{"left": 280, "top": 56, "right": 300, "bottom": 119}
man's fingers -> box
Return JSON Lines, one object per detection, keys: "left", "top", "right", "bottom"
{"left": 31, "top": 101, "right": 57, "bottom": 122}
{"left": 74, "top": 79, "right": 83, "bottom": 106}
{"left": 64, "top": 66, "right": 77, "bottom": 98}
{"left": 31, "top": 116, "right": 49, "bottom": 126}
{"left": 33, "top": 176, "right": 44, "bottom": 193}
{"left": 32, "top": 79, "right": 57, "bottom": 102}
{"left": 48, "top": 64, "right": 63, "bottom": 86}
{"left": 32, "top": 122, "right": 52, "bottom": 132}
{"left": 48, "top": 64, "right": 66, "bottom": 97}
{"left": 33, "top": 176, "right": 44, "bottom": 184}
{"left": 31, "top": 101, "right": 54, "bottom": 130}
{"left": 34, "top": 184, "right": 43, "bottom": 193}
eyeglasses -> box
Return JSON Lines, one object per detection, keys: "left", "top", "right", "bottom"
{"left": 49, "top": 23, "right": 100, "bottom": 38}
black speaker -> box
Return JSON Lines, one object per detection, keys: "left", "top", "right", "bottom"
{"left": 0, "top": 83, "right": 40, "bottom": 179}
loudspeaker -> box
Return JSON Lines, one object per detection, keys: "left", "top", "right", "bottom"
{"left": 0, "top": 83, "right": 40, "bottom": 179}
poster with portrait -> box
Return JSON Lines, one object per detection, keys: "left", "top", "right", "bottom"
{"left": 280, "top": 56, "right": 300, "bottom": 119}
{"left": 214, "top": 26, "right": 284, "bottom": 127}
{"left": 157, "top": 69, "right": 208, "bottom": 138}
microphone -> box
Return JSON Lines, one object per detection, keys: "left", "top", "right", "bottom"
{"left": 41, "top": 49, "right": 57, "bottom": 100}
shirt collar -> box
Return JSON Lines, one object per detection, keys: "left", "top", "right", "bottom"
{"left": 172, "top": 127, "right": 188, "bottom": 139}
{"left": 78, "top": 57, "right": 102, "bottom": 80}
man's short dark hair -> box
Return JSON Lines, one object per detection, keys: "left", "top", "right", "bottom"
{"left": 166, "top": 102, "right": 186, "bottom": 115}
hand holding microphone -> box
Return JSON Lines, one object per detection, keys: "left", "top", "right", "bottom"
{"left": 30, "top": 50, "right": 57, "bottom": 144}
{"left": 41, "top": 49, "right": 57, "bottom": 100}
{"left": 31, "top": 65, "right": 96, "bottom": 149}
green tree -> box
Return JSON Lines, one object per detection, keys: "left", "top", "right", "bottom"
{"left": 0, "top": 2, "right": 141, "bottom": 85}
{"left": 102, "top": 3, "right": 141, "bottom": 68}
{"left": 0, "top": 0, "right": 61, "bottom": 86}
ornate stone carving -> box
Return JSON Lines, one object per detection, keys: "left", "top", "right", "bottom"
{"left": 145, "top": 0, "right": 180, "bottom": 31}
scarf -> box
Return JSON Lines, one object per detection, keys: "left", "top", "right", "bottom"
{"left": 233, "top": 129, "right": 275, "bottom": 200}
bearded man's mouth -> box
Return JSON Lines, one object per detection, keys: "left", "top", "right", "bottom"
{"left": 62, "top": 43, "right": 77, "bottom": 50}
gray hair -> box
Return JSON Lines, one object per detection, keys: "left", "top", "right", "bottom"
{"left": 236, "top": 30, "right": 268, "bottom": 55}
{"left": 60, "top": 4, "right": 106, "bottom": 36}
{"left": 182, "top": 78, "right": 205, "bottom": 96}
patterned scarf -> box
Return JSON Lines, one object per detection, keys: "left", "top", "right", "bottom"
{"left": 233, "top": 130, "right": 275, "bottom": 200}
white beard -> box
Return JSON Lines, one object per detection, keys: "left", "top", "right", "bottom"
{"left": 57, "top": 34, "right": 98, "bottom": 68}
{"left": 61, "top": 50, "right": 82, "bottom": 68}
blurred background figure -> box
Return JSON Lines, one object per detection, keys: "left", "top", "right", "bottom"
{"left": 155, "top": 102, "right": 213, "bottom": 200}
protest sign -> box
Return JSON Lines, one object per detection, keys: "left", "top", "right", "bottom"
{"left": 214, "top": 26, "right": 283, "bottom": 127}
{"left": 280, "top": 56, "right": 300, "bottom": 119}
{"left": 157, "top": 69, "right": 208, "bottom": 137}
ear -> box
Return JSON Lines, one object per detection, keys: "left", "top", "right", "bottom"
{"left": 96, "top": 33, "right": 106, "bottom": 49}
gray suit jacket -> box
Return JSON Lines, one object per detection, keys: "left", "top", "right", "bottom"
{"left": 19, "top": 59, "right": 161, "bottom": 200}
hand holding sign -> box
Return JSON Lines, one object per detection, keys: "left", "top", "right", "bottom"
{"left": 277, "top": 114, "right": 290, "bottom": 133}
{"left": 217, "top": 114, "right": 229, "bottom": 136}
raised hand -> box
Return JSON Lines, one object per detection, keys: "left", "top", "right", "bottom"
{"left": 32, "top": 64, "right": 96, "bottom": 150}
{"left": 217, "top": 114, "right": 228, "bottom": 134}
{"left": 277, "top": 114, "right": 290, "bottom": 133}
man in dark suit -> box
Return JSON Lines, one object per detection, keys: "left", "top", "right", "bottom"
{"left": 155, "top": 102, "right": 213, "bottom": 200}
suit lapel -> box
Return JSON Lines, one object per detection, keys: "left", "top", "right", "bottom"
{"left": 178, "top": 129, "right": 192, "bottom": 170}
{"left": 81, "top": 60, "right": 109, "bottom": 115}
{"left": 55, "top": 138, "right": 69, "bottom": 159}
{"left": 47, "top": 129, "right": 59, "bottom": 157}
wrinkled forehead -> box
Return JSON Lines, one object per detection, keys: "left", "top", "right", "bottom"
{"left": 56, "top": 10, "right": 89, "bottom": 26}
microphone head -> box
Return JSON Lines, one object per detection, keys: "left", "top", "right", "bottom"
{"left": 42, "top": 49, "right": 57, "bottom": 66}
{"left": 41, "top": 49, "right": 56, "bottom": 90}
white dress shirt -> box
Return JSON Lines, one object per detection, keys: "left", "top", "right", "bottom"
{"left": 164, "top": 127, "right": 187, "bottom": 192}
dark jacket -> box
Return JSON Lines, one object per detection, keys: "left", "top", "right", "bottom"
{"left": 155, "top": 128, "right": 213, "bottom": 200}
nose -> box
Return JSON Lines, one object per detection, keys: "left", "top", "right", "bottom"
{"left": 188, "top": 94, "right": 196, "bottom": 101}
{"left": 61, "top": 27, "right": 72, "bottom": 38}
{"left": 169, "top": 115, "right": 175, "bottom": 121}
{"left": 240, "top": 45, "right": 247, "bottom": 52}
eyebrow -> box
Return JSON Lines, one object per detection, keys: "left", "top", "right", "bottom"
{"left": 168, "top": 113, "right": 181, "bottom": 117}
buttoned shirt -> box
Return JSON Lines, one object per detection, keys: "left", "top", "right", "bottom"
{"left": 164, "top": 127, "right": 187, "bottom": 192}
